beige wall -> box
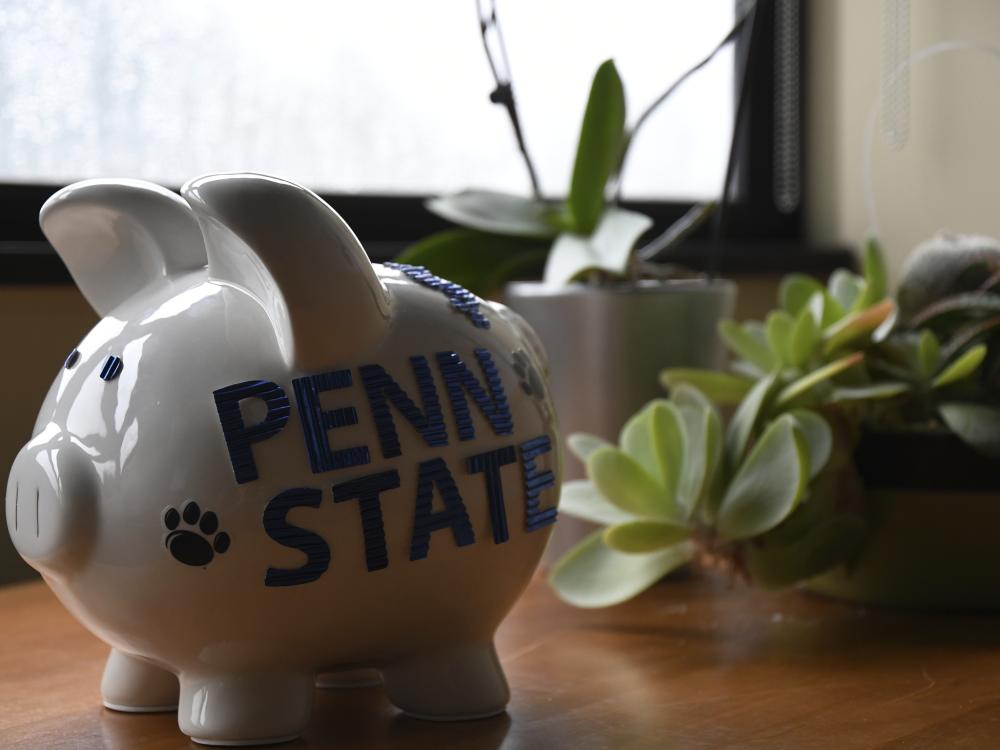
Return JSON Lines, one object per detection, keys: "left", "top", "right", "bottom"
{"left": 806, "top": 0, "right": 1000, "bottom": 280}
{"left": 0, "top": 286, "right": 96, "bottom": 582}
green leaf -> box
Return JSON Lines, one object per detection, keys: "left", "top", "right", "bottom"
{"left": 939, "top": 402, "right": 1000, "bottom": 457}
{"left": 917, "top": 329, "right": 941, "bottom": 379}
{"left": 809, "top": 290, "right": 846, "bottom": 328}
{"left": 775, "top": 352, "right": 864, "bottom": 408}
{"left": 566, "top": 59, "right": 626, "bottom": 235}
{"left": 726, "top": 370, "right": 781, "bottom": 462}
{"left": 719, "top": 320, "right": 777, "bottom": 373}
{"left": 425, "top": 190, "right": 559, "bottom": 238}
{"left": 603, "top": 520, "right": 692, "bottom": 553}
{"left": 787, "top": 410, "right": 832, "bottom": 479}
{"left": 649, "top": 401, "right": 686, "bottom": 500}
{"left": 765, "top": 311, "right": 795, "bottom": 366}
{"left": 549, "top": 531, "right": 694, "bottom": 608}
{"left": 822, "top": 299, "right": 896, "bottom": 355}
{"left": 542, "top": 208, "right": 653, "bottom": 287}
{"left": 676, "top": 404, "right": 722, "bottom": 516}
{"left": 932, "top": 344, "right": 987, "bottom": 388}
{"left": 745, "top": 514, "right": 867, "bottom": 590}
{"left": 587, "top": 446, "right": 674, "bottom": 520}
{"left": 567, "top": 433, "right": 612, "bottom": 463}
{"left": 558, "top": 479, "right": 633, "bottom": 526}
{"left": 396, "top": 229, "right": 548, "bottom": 296}
{"left": 619, "top": 402, "right": 666, "bottom": 490}
{"left": 668, "top": 383, "right": 713, "bottom": 411}
{"left": 830, "top": 382, "right": 910, "bottom": 402}
{"left": 789, "top": 306, "right": 821, "bottom": 368}
{"left": 660, "top": 368, "right": 754, "bottom": 405}
{"left": 780, "top": 274, "right": 825, "bottom": 316}
{"left": 853, "top": 236, "right": 888, "bottom": 310}
{"left": 829, "top": 269, "right": 865, "bottom": 312}
{"left": 717, "top": 416, "right": 809, "bottom": 541}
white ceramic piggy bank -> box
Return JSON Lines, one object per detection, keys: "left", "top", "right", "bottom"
{"left": 5, "top": 173, "right": 560, "bottom": 746}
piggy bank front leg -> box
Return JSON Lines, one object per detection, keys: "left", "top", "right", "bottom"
{"left": 101, "top": 649, "right": 179, "bottom": 713}
{"left": 381, "top": 641, "right": 509, "bottom": 720}
{"left": 177, "top": 671, "right": 314, "bottom": 746}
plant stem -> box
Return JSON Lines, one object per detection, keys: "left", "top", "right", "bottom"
{"left": 477, "top": 0, "right": 543, "bottom": 199}
{"left": 612, "top": 3, "right": 755, "bottom": 201}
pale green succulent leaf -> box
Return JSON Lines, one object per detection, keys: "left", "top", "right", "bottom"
{"left": 587, "top": 446, "right": 676, "bottom": 520}
{"left": 619, "top": 403, "right": 666, "bottom": 491}
{"left": 549, "top": 531, "right": 694, "bottom": 608}
{"left": 780, "top": 274, "right": 825, "bottom": 316}
{"left": 559, "top": 479, "right": 634, "bottom": 526}
{"left": 776, "top": 352, "right": 864, "bottom": 408}
{"left": 939, "top": 402, "right": 1000, "bottom": 457}
{"left": 647, "top": 400, "right": 685, "bottom": 500}
{"left": 726, "top": 370, "right": 781, "bottom": 462}
{"left": 822, "top": 299, "right": 896, "bottom": 355}
{"left": 932, "top": 344, "right": 987, "bottom": 388}
{"left": 765, "top": 310, "right": 796, "bottom": 366}
{"left": 660, "top": 368, "right": 754, "bottom": 405}
{"left": 853, "top": 236, "right": 888, "bottom": 309}
{"left": 717, "top": 416, "right": 810, "bottom": 541}
{"left": 787, "top": 409, "right": 833, "bottom": 480}
{"left": 669, "top": 383, "right": 713, "bottom": 411}
{"left": 829, "top": 269, "right": 865, "bottom": 312}
{"left": 917, "top": 329, "right": 941, "bottom": 379}
{"left": 830, "top": 382, "right": 910, "bottom": 402}
{"left": 809, "top": 290, "right": 847, "bottom": 328}
{"left": 603, "top": 520, "right": 693, "bottom": 553}
{"left": 567, "top": 433, "right": 612, "bottom": 464}
{"left": 718, "top": 319, "right": 777, "bottom": 373}
{"left": 789, "top": 305, "right": 821, "bottom": 368}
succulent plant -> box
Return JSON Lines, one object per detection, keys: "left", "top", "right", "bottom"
{"left": 550, "top": 236, "right": 999, "bottom": 608}
{"left": 663, "top": 239, "right": 995, "bottom": 455}
{"left": 549, "top": 382, "right": 867, "bottom": 607}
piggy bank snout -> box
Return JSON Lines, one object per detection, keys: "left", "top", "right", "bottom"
{"left": 6, "top": 437, "right": 97, "bottom": 571}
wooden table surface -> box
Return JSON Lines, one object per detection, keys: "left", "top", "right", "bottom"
{"left": 3, "top": 572, "right": 1000, "bottom": 750}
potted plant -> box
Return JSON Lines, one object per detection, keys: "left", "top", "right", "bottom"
{"left": 550, "top": 236, "right": 1000, "bottom": 609}
{"left": 398, "top": 6, "right": 753, "bottom": 547}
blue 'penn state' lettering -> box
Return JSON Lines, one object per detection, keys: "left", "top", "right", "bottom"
{"left": 359, "top": 357, "right": 448, "bottom": 459}
{"left": 410, "top": 457, "right": 476, "bottom": 561}
{"left": 436, "top": 349, "right": 513, "bottom": 441}
{"left": 212, "top": 347, "right": 559, "bottom": 588}
{"left": 292, "top": 369, "right": 370, "bottom": 474}
{"left": 262, "top": 488, "right": 330, "bottom": 587}
{"left": 332, "top": 469, "right": 400, "bottom": 572}
{"left": 384, "top": 262, "right": 491, "bottom": 329}
{"left": 213, "top": 380, "right": 291, "bottom": 484}
{"left": 467, "top": 445, "right": 518, "bottom": 544}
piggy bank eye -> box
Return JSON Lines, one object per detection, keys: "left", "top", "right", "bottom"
{"left": 99, "top": 356, "right": 124, "bottom": 381}
{"left": 64, "top": 349, "right": 80, "bottom": 369}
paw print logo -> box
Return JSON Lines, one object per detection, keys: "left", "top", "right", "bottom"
{"left": 512, "top": 349, "right": 545, "bottom": 399}
{"left": 163, "top": 501, "right": 230, "bottom": 567}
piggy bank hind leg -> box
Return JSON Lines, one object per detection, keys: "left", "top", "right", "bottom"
{"left": 381, "top": 642, "right": 509, "bottom": 721}
{"left": 101, "top": 649, "right": 179, "bottom": 713}
{"left": 177, "top": 671, "right": 314, "bottom": 746}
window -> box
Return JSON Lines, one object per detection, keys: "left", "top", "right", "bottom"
{"left": 0, "top": 0, "right": 736, "bottom": 201}
{"left": 1, "top": 1, "right": 806, "bottom": 276}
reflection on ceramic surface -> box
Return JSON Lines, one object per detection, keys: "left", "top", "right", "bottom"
{"left": 6, "top": 172, "right": 560, "bottom": 746}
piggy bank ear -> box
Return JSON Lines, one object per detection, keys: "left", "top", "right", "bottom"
{"left": 40, "top": 179, "right": 207, "bottom": 316}
{"left": 182, "top": 173, "right": 390, "bottom": 371}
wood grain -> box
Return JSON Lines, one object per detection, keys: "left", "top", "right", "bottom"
{"left": 2, "top": 571, "right": 1000, "bottom": 749}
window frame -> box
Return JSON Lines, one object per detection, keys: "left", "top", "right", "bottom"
{"left": 0, "top": 0, "right": 816, "bottom": 283}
